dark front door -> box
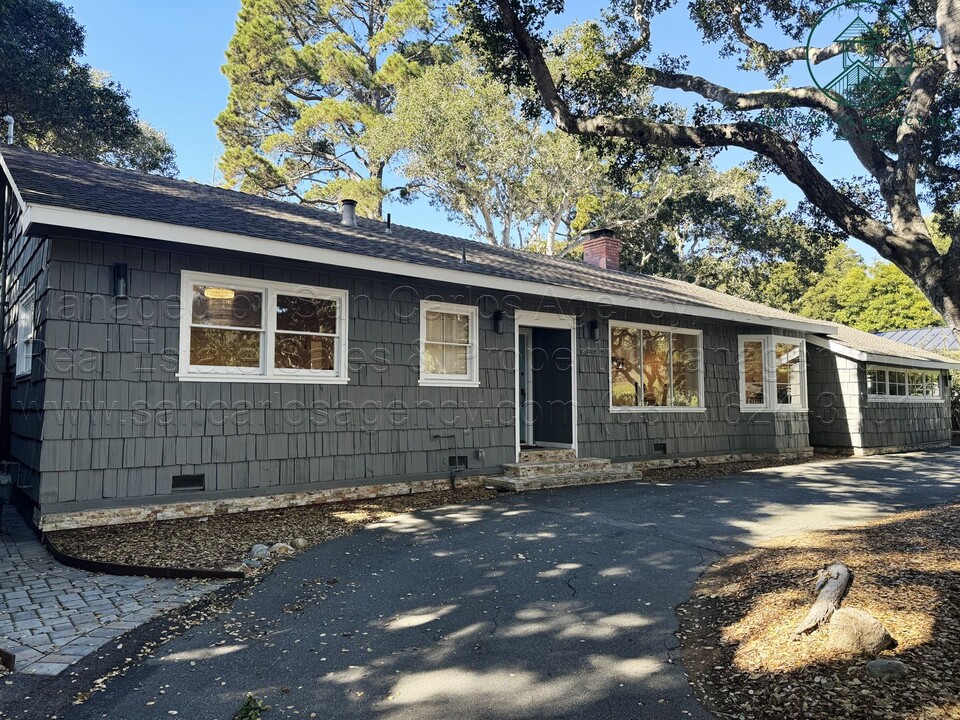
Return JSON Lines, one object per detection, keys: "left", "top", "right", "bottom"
{"left": 530, "top": 327, "right": 573, "bottom": 446}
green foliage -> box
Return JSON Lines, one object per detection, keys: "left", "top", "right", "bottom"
{"left": 573, "top": 161, "right": 837, "bottom": 297}
{"left": 235, "top": 694, "right": 268, "bottom": 720}
{"left": 458, "top": 0, "right": 960, "bottom": 332}
{"left": 0, "top": 0, "right": 176, "bottom": 175}
{"left": 945, "top": 351, "right": 960, "bottom": 431}
{"left": 375, "top": 58, "right": 604, "bottom": 248}
{"left": 791, "top": 246, "right": 944, "bottom": 331}
{"left": 217, "top": 0, "right": 447, "bottom": 217}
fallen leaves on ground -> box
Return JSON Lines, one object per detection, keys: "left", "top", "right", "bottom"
{"left": 679, "top": 503, "right": 960, "bottom": 720}
{"left": 49, "top": 487, "right": 500, "bottom": 570}
{"left": 48, "top": 454, "right": 830, "bottom": 571}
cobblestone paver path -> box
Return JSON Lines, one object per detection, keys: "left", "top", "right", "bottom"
{"left": 0, "top": 506, "right": 223, "bottom": 676}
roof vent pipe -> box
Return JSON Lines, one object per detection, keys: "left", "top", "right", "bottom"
{"left": 340, "top": 198, "right": 357, "bottom": 226}
{"left": 3, "top": 116, "right": 12, "bottom": 145}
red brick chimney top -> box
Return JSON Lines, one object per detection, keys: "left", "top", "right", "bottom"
{"left": 581, "top": 228, "right": 621, "bottom": 271}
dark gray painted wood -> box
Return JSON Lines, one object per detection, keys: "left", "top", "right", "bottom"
{"left": 807, "top": 344, "right": 951, "bottom": 450}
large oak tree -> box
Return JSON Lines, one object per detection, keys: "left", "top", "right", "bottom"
{"left": 461, "top": 0, "right": 960, "bottom": 338}
{"left": 0, "top": 0, "right": 176, "bottom": 175}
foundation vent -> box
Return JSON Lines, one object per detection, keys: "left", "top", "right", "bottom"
{"left": 448, "top": 455, "right": 468, "bottom": 471}
{"left": 172, "top": 473, "right": 205, "bottom": 493}
{"left": 652, "top": 442, "right": 667, "bottom": 454}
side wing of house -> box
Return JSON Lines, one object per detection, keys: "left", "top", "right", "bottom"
{"left": 807, "top": 333, "right": 955, "bottom": 455}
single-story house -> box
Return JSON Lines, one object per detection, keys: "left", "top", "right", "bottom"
{"left": 1, "top": 147, "right": 956, "bottom": 531}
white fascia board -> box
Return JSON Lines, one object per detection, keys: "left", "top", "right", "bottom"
{"left": 28, "top": 202, "right": 838, "bottom": 333}
{"left": 806, "top": 333, "right": 960, "bottom": 370}
{"left": 0, "top": 153, "right": 26, "bottom": 209}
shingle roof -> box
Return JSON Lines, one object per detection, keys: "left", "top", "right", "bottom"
{"left": 827, "top": 324, "right": 958, "bottom": 364}
{"left": 0, "top": 146, "right": 830, "bottom": 330}
{"left": 876, "top": 327, "right": 960, "bottom": 352}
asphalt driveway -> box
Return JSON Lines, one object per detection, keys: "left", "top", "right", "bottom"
{"left": 58, "top": 450, "right": 960, "bottom": 720}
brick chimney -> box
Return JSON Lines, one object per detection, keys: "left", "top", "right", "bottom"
{"left": 581, "top": 228, "right": 621, "bottom": 271}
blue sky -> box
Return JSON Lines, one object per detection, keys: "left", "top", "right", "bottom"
{"left": 66, "top": 0, "right": 874, "bottom": 257}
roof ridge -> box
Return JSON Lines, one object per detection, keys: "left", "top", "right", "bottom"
{"left": 0, "top": 145, "right": 837, "bottom": 332}
{"left": 1, "top": 146, "right": 761, "bottom": 301}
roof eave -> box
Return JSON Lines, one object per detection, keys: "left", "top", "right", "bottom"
{"left": 0, "top": 152, "right": 26, "bottom": 211}
{"left": 807, "top": 334, "right": 960, "bottom": 369}
{"left": 26, "top": 202, "right": 839, "bottom": 334}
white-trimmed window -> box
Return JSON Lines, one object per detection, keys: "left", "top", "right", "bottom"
{"left": 419, "top": 301, "right": 479, "bottom": 387}
{"left": 178, "top": 272, "right": 348, "bottom": 383}
{"left": 15, "top": 285, "right": 36, "bottom": 377}
{"left": 867, "top": 365, "right": 942, "bottom": 401}
{"left": 739, "top": 335, "right": 807, "bottom": 411}
{"left": 609, "top": 321, "right": 703, "bottom": 411}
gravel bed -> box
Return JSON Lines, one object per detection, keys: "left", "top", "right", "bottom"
{"left": 679, "top": 503, "right": 960, "bottom": 719}
{"left": 642, "top": 452, "right": 843, "bottom": 483}
{"left": 49, "top": 486, "right": 500, "bottom": 571}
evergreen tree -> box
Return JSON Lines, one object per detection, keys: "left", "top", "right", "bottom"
{"left": 217, "top": 0, "right": 450, "bottom": 218}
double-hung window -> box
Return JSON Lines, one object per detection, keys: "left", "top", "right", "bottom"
{"left": 179, "top": 272, "right": 348, "bottom": 382}
{"left": 609, "top": 322, "right": 703, "bottom": 410}
{"left": 15, "top": 285, "right": 36, "bottom": 377}
{"left": 419, "top": 301, "right": 479, "bottom": 386}
{"left": 867, "top": 365, "right": 941, "bottom": 401}
{"left": 739, "top": 335, "right": 807, "bottom": 411}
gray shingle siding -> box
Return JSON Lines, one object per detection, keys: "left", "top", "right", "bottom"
{"left": 20, "top": 234, "right": 820, "bottom": 515}
{"left": 807, "top": 344, "right": 951, "bottom": 450}
{"left": 5, "top": 228, "right": 50, "bottom": 502}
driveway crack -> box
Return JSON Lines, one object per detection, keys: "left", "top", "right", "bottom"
{"left": 565, "top": 568, "right": 580, "bottom": 598}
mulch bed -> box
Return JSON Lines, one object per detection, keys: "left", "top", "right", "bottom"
{"left": 48, "top": 454, "right": 841, "bottom": 573}
{"left": 48, "top": 487, "right": 500, "bottom": 571}
{"left": 679, "top": 503, "right": 960, "bottom": 720}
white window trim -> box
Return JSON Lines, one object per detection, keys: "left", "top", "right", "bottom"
{"left": 867, "top": 364, "right": 944, "bottom": 403}
{"left": 608, "top": 320, "right": 706, "bottom": 413}
{"left": 15, "top": 284, "right": 36, "bottom": 378}
{"left": 738, "top": 335, "right": 808, "bottom": 412}
{"left": 177, "top": 271, "right": 349, "bottom": 384}
{"left": 419, "top": 301, "right": 480, "bottom": 387}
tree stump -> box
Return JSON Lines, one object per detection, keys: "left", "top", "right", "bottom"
{"left": 792, "top": 561, "right": 851, "bottom": 639}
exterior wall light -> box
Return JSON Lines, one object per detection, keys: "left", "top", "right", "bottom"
{"left": 589, "top": 320, "right": 600, "bottom": 342}
{"left": 113, "top": 263, "right": 128, "bottom": 298}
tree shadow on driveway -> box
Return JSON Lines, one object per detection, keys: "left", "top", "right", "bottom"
{"left": 60, "top": 449, "right": 960, "bottom": 720}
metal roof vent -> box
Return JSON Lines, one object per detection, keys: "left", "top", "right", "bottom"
{"left": 340, "top": 199, "right": 357, "bottom": 226}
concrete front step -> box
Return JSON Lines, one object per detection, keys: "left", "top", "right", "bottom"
{"left": 503, "top": 458, "right": 619, "bottom": 478}
{"left": 518, "top": 448, "right": 577, "bottom": 463}
{"left": 493, "top": 469, "right": 644, "bottom": 492}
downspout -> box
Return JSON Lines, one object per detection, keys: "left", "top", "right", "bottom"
{"left": 0, "top": 182, "right": 11, "bottom": 463}
{"left": 1, "top": 183, "right": 9, "bottom": 334}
